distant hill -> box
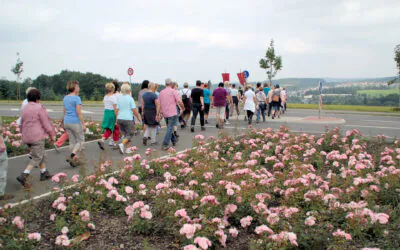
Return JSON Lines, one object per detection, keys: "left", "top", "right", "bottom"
{"left": 324, "top": 76, "right": 397, "bottom": 83}
{"left": 269, "top": 78, "right": 324, "bottom": 89}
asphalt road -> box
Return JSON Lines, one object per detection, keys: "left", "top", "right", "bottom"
{"left": 1, "top": 104, "right": 399, "bottom": 138}
{"left": 1, "top": 104, "right": 399, "bottom": 205}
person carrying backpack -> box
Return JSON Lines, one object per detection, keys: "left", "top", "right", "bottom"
{"left": 271, "top": 84, "right": 283, "bottom": 119}
{"left": 179, "top": 82, "right": 192, "bottom": 127}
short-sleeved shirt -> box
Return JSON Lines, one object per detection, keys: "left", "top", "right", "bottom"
{"left": 117, "top": 94, "right": 136, "bottom": 120}
{"left": 272, "top": 89, "right": 281, "bottom": 97}
{"left": 179, "top": 88, "right": 191, "bottom": 99}
{"left": 244, "top": 90, "right": 256, "bottom": 101}
{"left": 138, "top": 89, "right": 148, "bottom": 107}
{"left": 203, "top": 89, "right": 211, "bottom": 104}
{"left": 63, "top": 95, "right": 82, "bottom": 124}
{"left": 256, "top": 90, "right": 267, "bottom": 103}
{"left": 191, "top": 88, "right": 204, "bottom": 104}
{"left": 143, "top": 92, "right": 158, "bottom": 109}
{"left": 212, "top": 88, "right": 228, "bottom": 107}
{"left": 103, "top": 95, "right": 117, "bottom": 110}
{"left": 159, "top": 86, "right": 181, "bottom": 118}
{"left": 17, "top": 99, "right": 29, "bottom": 125}
{"left": 114, "top": 92, "right": 122, "bottom": 101}
{"left": 225, "top": 88, "right": 232, "bottom": 97}
{"left": 231, "top": 89, "right": 238, "bottom": 97}
{"left": 281, "top": 90, "right": 287, "bottom": 100}
{"left": 263, "top": 87, "right": 271, "bottom": 96}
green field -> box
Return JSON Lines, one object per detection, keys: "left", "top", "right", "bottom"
{"left": 1, "top": 100, "right": 399, "bottom": 113}
{"left": 0, "top": 100, "right": 103, "bottom": 105}
{"left": 357, "top": 89, "right": 399, "bottom": 97}
{"left": 288, "top": 103, "right": 400, "bottom": 113}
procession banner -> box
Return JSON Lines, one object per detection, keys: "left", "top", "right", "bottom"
{"left": 222, "top": 73, "right": 230, "bottom": 82}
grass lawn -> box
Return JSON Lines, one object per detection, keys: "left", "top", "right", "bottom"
{"left": 357, "top": 89, "right": 399, "bottom": 97}
{"left": 1, "top": 99, "right": 399, "bottom": 113}
{"left": 288, "top": 103, "right": 400, "bottom": 113}
{"left": 0, "top": 100, "right": 103, "bottom": 105}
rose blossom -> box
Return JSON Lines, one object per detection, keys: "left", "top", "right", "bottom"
{"left": 240, "top": 216, "right": 253, "bottom": 228}
{"left": 194, "top": 237, "right": 212, "bottom": 250}
{"left": 28, "top": 233, "right": 41, "bottom": 242}
{"left": 305, "top": 216, "right": 316, "bottom": 226}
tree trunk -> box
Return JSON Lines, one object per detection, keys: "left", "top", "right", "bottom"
{"left": 398, "top": 83, "right": 400, "bottom": 109}
{"left": 17, "top": 84, "right": 20, "bottom": 100}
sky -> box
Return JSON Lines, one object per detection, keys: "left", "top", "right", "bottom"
{"left": 1, "top": 0, "right": 400, "bottom": 85}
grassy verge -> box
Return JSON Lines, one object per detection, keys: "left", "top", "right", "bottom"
{"left": 288, "top": 103, "right": 400, "bottom": 113}
{"left": 357, "top": 89, "right": 399, "bottom": 97}
{"left": 0, "top": 100, "right": 103, "bottom": 105}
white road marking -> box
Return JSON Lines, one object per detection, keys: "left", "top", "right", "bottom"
{"left": 363, "top": 120, "right": 400, "bottom": 123}
{"left": 344, "top": 124, "right": 400, "bottom": 130}
{"left": 8, "top": 139, "right": 101, "bottom": 160}
{"left": 82, "top": 110, "right": 94, "bottom": 114}
{"left": 10, "top": 108, "right": 20, "bottom": 111}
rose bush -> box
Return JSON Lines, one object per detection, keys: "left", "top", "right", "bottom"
{"left": 1, "top": 117, "right": 102, "bottom": 157}
{"left": 0, "top": 126, "right": 399, "bottom": 249}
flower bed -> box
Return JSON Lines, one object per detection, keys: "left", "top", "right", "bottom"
{"left": 0, "top": 127, "right": 399, "bottom": 249}
{"left": 1, "top": 117, "right": 102, "bottom": 157}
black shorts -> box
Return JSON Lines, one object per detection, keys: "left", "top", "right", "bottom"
{"left": 204, "top": 103, "right": 210, "bottom": 114}
{"left": 232, "top": 96, "right": 239, "bottom": 105}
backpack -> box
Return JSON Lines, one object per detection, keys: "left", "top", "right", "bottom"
{"left": 182, "top": 89, "right": 189, "bottom": 102}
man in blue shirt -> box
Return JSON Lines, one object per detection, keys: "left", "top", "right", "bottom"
{"left": 263, "top": 82, "right": 270, "bottom": 96}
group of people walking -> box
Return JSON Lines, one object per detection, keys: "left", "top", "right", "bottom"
{"left": 0, "top": 78, "right": 288, "bottom": 200}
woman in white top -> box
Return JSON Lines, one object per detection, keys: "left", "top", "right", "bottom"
{"left": 16, "top": 87, "right": 36, "bottom": 125}
{"left": 230, "top": 84, "right": 240, "bottom": 117}
{"left": 281, "top": 87, "right": 287, "bottom": 114}
{"left": 243, "top": 83, "right": 258, "bottom": 128}
{"left": 98, "top": 83, "right": 119, "bottom": 150}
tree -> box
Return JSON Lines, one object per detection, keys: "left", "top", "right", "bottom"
{"left": 259, "top": 39, "right": 283, "bottom": 85}
{"left": 11, "top": 52, "right": 24, "bottom": 100}
{"left": 388, "top": 44, "right": 400, "bottom": 109}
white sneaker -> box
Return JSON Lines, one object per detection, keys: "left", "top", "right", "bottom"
{"left": 108, "top": 139, "right": 114, "bottom": 146}
{"left": 225, "top": 120, "right": 231, "bottom": 125}
{"left": 118, "top": 143, "right": 125, "bottom": 154}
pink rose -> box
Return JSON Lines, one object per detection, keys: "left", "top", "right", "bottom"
{"left": 28, "top": 233, "right": 41, "bottom": 241}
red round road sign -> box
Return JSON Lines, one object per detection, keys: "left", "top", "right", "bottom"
{"left": 127, "top": 68, "right": 134, "bottom": 76}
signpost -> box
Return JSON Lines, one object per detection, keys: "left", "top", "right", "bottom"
{"left": 127, "top": 67, "right": 134, "bottom": 84}
{"left": 318, "top": 81, "right": 323, "bottom": 119}
{"left": 243, "top": 70, "right": 250, "bottom": 79}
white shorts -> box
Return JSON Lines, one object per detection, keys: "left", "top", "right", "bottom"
{"left": 215, "top": 106, "right": 225, "bottom": 119}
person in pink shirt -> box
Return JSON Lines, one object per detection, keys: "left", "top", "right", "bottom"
{"left": 158, "top": 78, "right": 185, "bottom": 150}
{"left": 17, "top": 89, "right": 55, "bottom": 188}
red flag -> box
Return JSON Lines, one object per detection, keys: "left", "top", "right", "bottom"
{"left": 222, "top": 73, "right": 230, "bottom": 82}
{"left": 237, "top": 72, "right": 245, "bottom": 85}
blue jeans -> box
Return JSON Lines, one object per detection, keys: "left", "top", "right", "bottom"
{"left": 225, "top": 102, "right": 230, "bottom": 120}
{"left": 0, "top": 137, "right": 8, "bottom": 196}
{"left": 256, "top": 103, "right": 267, "bottom": 121}
{"left": 163, "top": 115, "right": 178, "bottom": 147}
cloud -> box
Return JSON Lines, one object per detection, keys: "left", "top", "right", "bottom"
{"left": 283, "top": 39, "right": 313, "bottom": 54}
{"left": 0, "top": 2, "right": 59, "bottom": 30}
{"left": 325, "top": 1, "right": 400, "bottom": 26}
{"left": 101, "top": 23, "right": 261, "bottom": 49}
